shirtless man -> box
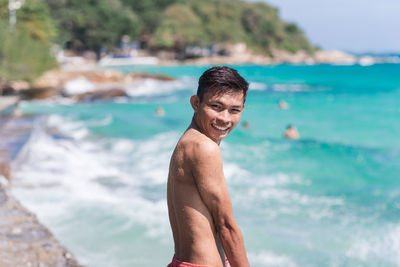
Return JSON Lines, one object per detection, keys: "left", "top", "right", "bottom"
{"left": 167, "top": 67, "right": 250, "bottom": 267}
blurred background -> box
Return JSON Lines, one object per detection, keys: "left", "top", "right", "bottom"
{"left": 1, "top": 0, "right": 399, "bottom": 266}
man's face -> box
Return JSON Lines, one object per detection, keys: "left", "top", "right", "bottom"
{"left": 192, "top": 90, "right": 245, "bottom": 144}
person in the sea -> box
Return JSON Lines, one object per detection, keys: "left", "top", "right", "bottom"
{"left": 278, "top": 99, "right": 289, "bottom": 110}
{"left": 284, "top": 124, "right": 300, "bottom": 140}
{"left": 242, "top": 120, "right": 251, "bottom": 129}
{"left": 167, "top": 66, "right": 250, "bottom": 267}
{"left": 156, "top": 106, "right": 165, "bottom": 117}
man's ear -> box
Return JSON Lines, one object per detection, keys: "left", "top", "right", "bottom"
{"left": 190, "top": 95, "right": 200, "bottom": 111}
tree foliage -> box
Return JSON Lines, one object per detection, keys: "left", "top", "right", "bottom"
{"left": 120, "top": 0, "right": 178, "bottom": 35}
{"left": 151, "top": 4, "right": 204, "bottom": 49}
{"left": 43, "top": 0, "right": 315, "bottom": 55}
{"left": 44, "top": 0, "right": 141, "bottom": 52}
{"left": 148, "top": 0, "right": 315, "bottom": 54}
{"left": 0, "top": 0, "right": 56, "bottom": 81}
{"left": 0, "top": 0, "right": 316, "bottom": 79}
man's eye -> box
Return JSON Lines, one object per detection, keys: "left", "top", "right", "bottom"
{"left": 231, "top": 109, "right": 241, "bottom": 113}
{"left": 211, "top": 104, "right": 221, "bottom": 109}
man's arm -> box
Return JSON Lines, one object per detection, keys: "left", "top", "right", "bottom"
{"left": 190, "top": 141, "right": 250, "bottom": 267}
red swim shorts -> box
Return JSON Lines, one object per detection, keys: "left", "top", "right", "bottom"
{"left": 167, "top": 255, "right": 229, "bottom": 267}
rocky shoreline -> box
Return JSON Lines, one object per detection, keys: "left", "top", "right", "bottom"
{"left": 1, "top": 69, "right": 176, "bottom": 102}
{"left": 0, "top": 107, "right": 82, "bottom": 266}
{"left": 181, "top": 49, "right": 359, "bottom": 65}
{"left": 2, "top": 47, "right": 397, "bottom": 102}
{"left": 0, "top": 186, "right": 81, "bottom": 267}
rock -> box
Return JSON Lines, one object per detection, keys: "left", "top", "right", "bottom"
{"left": 0, "top": 164, "right": 10, "bottom": 182}
{"left": 72, "top": 88, "right": 128, "bottom": 102}
{"left": 33, "top": 69, "right": 124, "bottom": 89}
{"left": 0, "top": 186, "right": 82, "bottom": 267}
{"left": 21, "top": 87, "right": 60, "bottom": 100}
{"left": 1, "top": 68, "right": 177, "bottom": 100}
{"left": 0, "top": 188, "right": 8, "bottom": 206}
{"left": 0, "top": 81, "right": 30, "bottom": 96}
{"left": 126, "top": 72, "right": 176, "bottom": 81}
{"left": 32, "top": 69, "right": 176, "bottom": 99}
{"left": 313, "top": 50, "right": 357, "bottom": 64}
{"left": 0, "top": 81, "right": 31, "bottom": 95}
{"left": 272, "top": 49, "right": 314, "bottom": 64}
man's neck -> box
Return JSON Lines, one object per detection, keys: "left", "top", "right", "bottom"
{"left": 189, "top": 118, "right": 221, "bottom": 145}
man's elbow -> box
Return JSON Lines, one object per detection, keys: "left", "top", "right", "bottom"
{"left": 215, "top": 218, "right": 241, "bottom": 238}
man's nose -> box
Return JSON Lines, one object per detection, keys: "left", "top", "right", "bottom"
{"left": 217, "top": 109, "right": 230, "bottom": 123}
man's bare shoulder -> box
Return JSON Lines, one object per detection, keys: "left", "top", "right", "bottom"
{"left": 178, "top": 128, "right": 221, "bottom": 162}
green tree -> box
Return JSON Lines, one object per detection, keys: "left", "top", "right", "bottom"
{"left": 0, "top": 0, "right": 56, "bottom": 41}
{"left": 120, "top": 0, "right": 178, "bottom": 34}
{"left": 0, "top": 0, "right": 56, "bottom": 82}
{"left": 151, "top": 4, "right": 204, "bottom": 49}
{"left": 282, "top": 23, "right": 315, "bottom": 53}
{"left": 18, "top": 0, "right": 57, "bottom": 42}
{"left": 148, "top": 0, "right": 315, "bottom": 55}
{"left": 45, "top": 0, "right": 141, "bottom": 55}
{"left": 43, "top": 0, "right": 315, "bottom": 56}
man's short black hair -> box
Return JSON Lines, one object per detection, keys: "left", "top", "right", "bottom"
{"left": 197, "top": 66, "right": 249, "bottom": 103}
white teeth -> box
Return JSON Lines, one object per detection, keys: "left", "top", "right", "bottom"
{"left": 212, "top": 124, "right": 229, "bottom": 131}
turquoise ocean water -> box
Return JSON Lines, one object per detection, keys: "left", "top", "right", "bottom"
{"left": 12, "top": 64, "right": 400, "bottom": 266}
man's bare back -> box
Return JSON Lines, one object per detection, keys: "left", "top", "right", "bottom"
{"left": 167, "top": 67, "right": 250, "bottom": 267}
{"left": 168, "top": 126, "right": 226, "bottom": 267}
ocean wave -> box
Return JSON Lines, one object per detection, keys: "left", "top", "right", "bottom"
{"left": 12, "top": 114, "right": 176, "bottom": 243}
{"left": 222, "top": 163, "right": 344, "bottom": 221}
{"left": 248, "top": 251, "right": 297, "bottom": 267}
{"left": 249, "top": 82, "right": 267, "bottom": 91}
{"left": 86, "top": 114, "right": 113, "bottom": 127}
{"left": 64, "top": 78, "right": 96, "bottom": 95}
{"left": 271, "top": 84, "right": 312, "bottom": 92}
{"left": 125, "top": 76, "right": 196, "bottom": 97}
{"left": 247, "top": 83, "right": 329, "bottom": 93}
{"left": 346, "top": 224, "right": 400, "bottom": 265}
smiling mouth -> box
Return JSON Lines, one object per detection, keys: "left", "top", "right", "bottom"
{"left": 212, "top": 124, "right": 230, "bottom": 132}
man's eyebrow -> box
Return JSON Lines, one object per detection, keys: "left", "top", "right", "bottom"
{"left": 232, "top": 105, "right": 243, "bottom": 109}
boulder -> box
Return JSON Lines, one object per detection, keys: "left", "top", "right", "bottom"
{"left": 72, "top": 88, "right": 128, "bottom": 102}
{"left": 21, "top": 87, "right": 59, "bottom": 100}
{"left": 125, "top": 72, "right": 176, "bottom": 81}
{"left": 313, "top": 50, "right": 357, "bottom": 64}
{"left": 0, "top": 81, "right": 31, "bottom": 96}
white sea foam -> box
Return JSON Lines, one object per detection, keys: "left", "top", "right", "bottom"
{"left": 125, "top": 76, "right": 195, "bottom": 97}
{"left": 272, "top": 84, "right": 311, "bottom": 92}
{"left": 346, "top": 224, "right": 400, "bottom": 265}
{"left": 248, "top": 251, "right": 297, "bottom": 267}
{"left": 85, "top": 114, "right": 113, "bottom": 127}
{"left": 222, "top": 156, "right": 344, "bottom": 220}
{"left": 249, "top": 82, "right": 267, "bottom": 91}
{"left": 12, "top": 114, "right": 177, "bottom": 244}
{"left": 47, "top": 114, "right": 90, "bottom": 139}
{"left": 64, "top": 78, "right": 96, "bottom": 95}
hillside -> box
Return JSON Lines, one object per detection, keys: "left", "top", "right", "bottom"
{"left": 0, "top": 0, "right": 316, "bottom": 82}
{"left": 45, "top": 0, "right": 315, "bottom": 55}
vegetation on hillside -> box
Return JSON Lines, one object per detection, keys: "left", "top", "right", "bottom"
{"left": 43, "top": 0, "right": 141, "bottom": 54}
{"left": 0, "top": 0, "right": 315, "bottom": 83}
{"left": 45, "top": 0, "right": 315, "bottom": 55}
{"left": 0, "top": 0, "right": 57, "bottom": 82}
{"left": 151, "top": 0, "right": 314, "bottom": 54}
